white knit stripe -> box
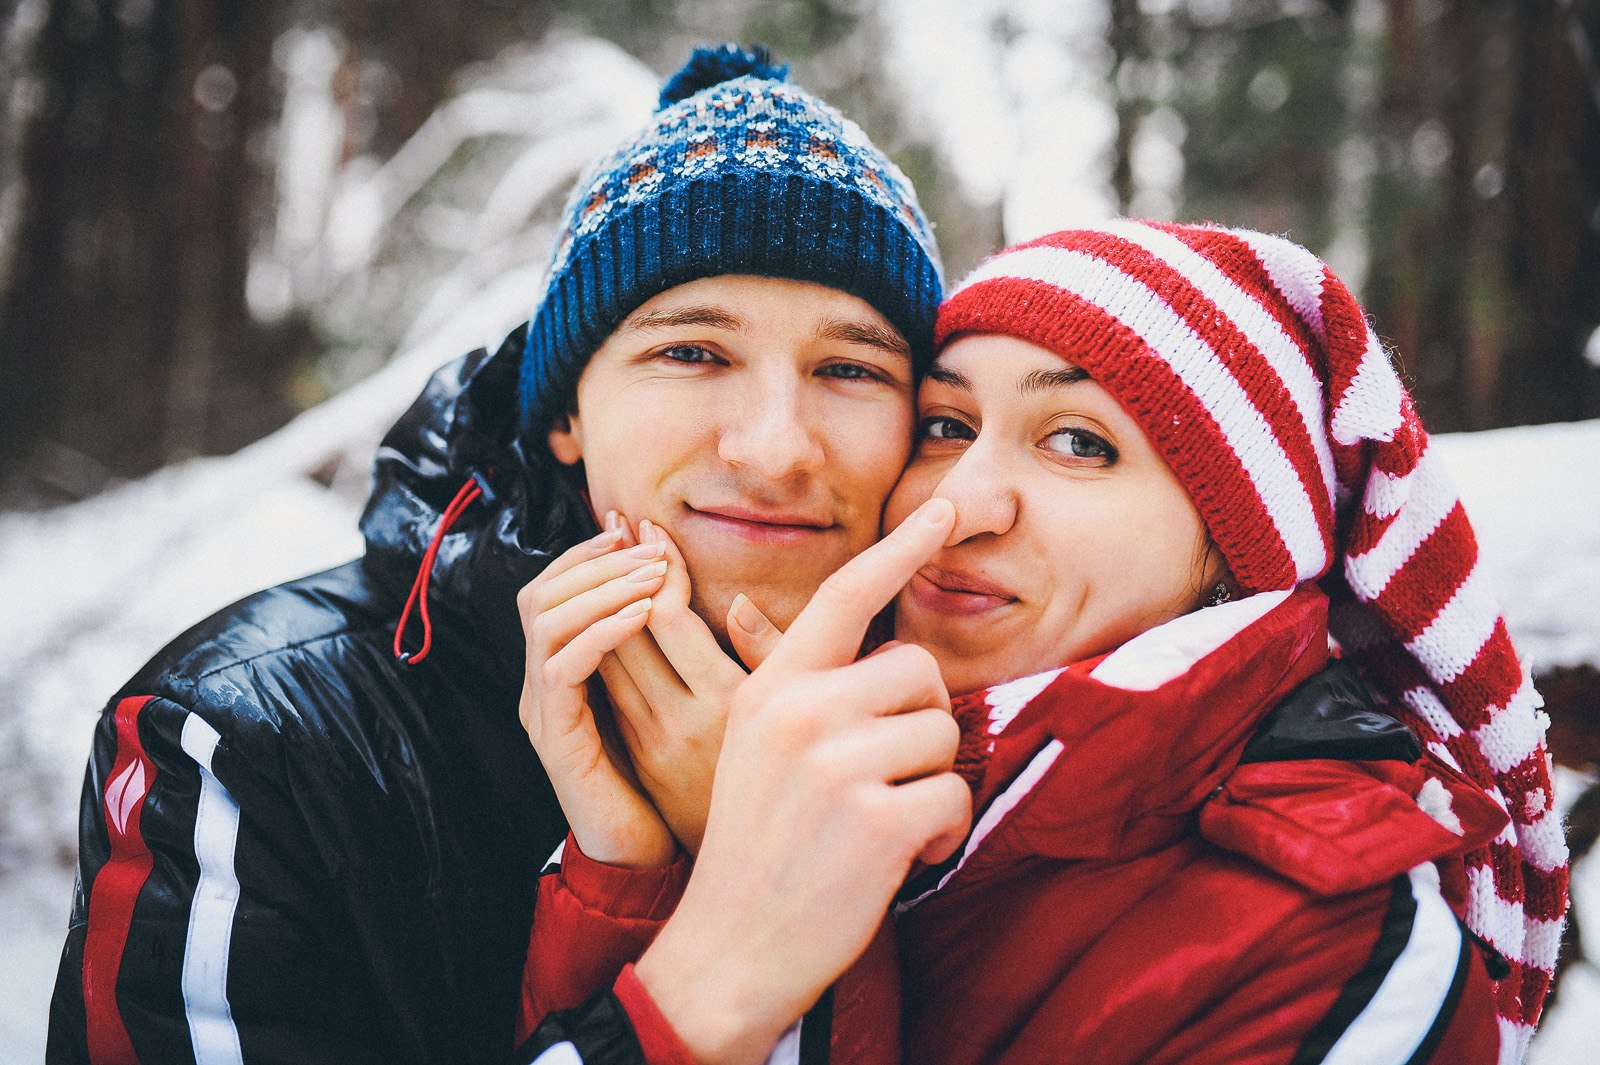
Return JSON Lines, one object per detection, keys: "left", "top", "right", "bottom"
{"left": 529, "top": 1043, "right": 583, "bottom": 1065}
{"left": 1228, "top": 227, "right": 1327, "bottom": 341}
{"left": 962, "top": 246, "right": 1326, "bottom": 579}
{"left": 1405, "top": 559, "right": 1499, "bottom": 686}
{"left": 1498, "top": 1019, "right": 1535, "bottom": 1065}
{"left": 1345, "top": 443, "right": 1459, "bottom": 600}
{"left": 1363, "top": 465, "right": 1414, "bottom": 521}
{"left": 1472, "top": 700, "right": 1545, "bottom": 776}
{"left": 1321, "top": 866, "right": 1467, "bottom": 1065}
{"left": 1424, "top": 740, "right": 1466, "bottom": 773}
{"left": 984, "top": 668, "right": 1064, "bottom": 736}
{"left": 1100, "top": 220, "right": 1338, "bottom": 509}
{"left": 178, "top": 714, "right": 246, "bottom": 1065}
{"left": 1330, "top": 326, "right": 1406, "bottom": 446}
{"left": 1402, "top": 686, "right": 1465, "bottom": 740}
{"left": 1467, "top": 864, "right": 1527, "bottom": 963}
{"left": 895, "top": 740, "right": 1065, "bottom": 912}
{"left": 1523, "top": 914, "right": 1564, "bottom": 971}
{"left": 1518, "top": 809, "right": 1571, "bottom": 875}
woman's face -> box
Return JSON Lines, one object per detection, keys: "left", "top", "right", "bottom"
{"left": 885, "top": 333, "right": 1223, "bottom": 696}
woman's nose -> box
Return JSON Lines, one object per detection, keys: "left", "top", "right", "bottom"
{"left": 933, "top": 443, "right": 1019, "bottom": 542}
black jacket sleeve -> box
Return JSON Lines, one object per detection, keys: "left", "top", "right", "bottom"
{"left": 47, "top": 692, "right": 399, "bottom": 1065}
{"left": 516, "top": 990, "right": 650, "bottom": 1065}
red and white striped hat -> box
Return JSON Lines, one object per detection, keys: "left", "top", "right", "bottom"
{"left": 937, "top": 221, "right": 1569, "bottom": 1058}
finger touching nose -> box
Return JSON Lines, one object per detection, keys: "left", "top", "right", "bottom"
{"left": 935, "top": 448, "right": 1019, "bottom": 543}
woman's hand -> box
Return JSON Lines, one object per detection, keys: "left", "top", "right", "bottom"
{"left": 516, "top": 519, "right": 678, "bottom": 869}
{"left": 633, "top": 498, "right": 973, "bottom": 1065}
{"left": 598, "top": 519, "right": 784, "bottom": 854}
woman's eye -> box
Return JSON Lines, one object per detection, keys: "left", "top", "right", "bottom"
{"left": 1044, "top": 427, "right": 1117, "bottom": 463}
{"left": 656, "top": 344, "right": 718, "bottom": 364}
{"left": 918, "top": 416, "right": 975, "bottom": 441}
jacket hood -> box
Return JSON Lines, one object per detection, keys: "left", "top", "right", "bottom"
{"left": 360, "top": 326, "right": 594, "bottom": 677}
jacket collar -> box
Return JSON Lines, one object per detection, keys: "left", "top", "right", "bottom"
{"left": 359, "top": 326, "right": 593, "bottom": 679}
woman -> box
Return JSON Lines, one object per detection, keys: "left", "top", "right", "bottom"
{"left": 516, "top": 223, "right": 1567, "bottom": 1064}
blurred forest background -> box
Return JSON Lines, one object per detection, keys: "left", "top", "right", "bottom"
{"left": 1, "top": 0, "right": 1598, "bottom": 510}
{"left": 2, "top": 3, "right": 1600, "bottom": 1057}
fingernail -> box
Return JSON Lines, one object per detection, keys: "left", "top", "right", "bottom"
{"left": 593, "top": 526, "right": 623, "bottom": 545}
{"left": 639, "top": 518, "right": 657, "bottom": 543}
{"left": 621, "top": 597, "right": 652, "bottom": 618}
{"left": 918, "top": 498, "right": 954, "bottom": 525}
{"left": 605, "top": 510, "right": 620, "bottom": 531}
{"left": 730, "top": 593, "right": 767, "bottom": 635}
{"left": 627, "top": 541, "right": 666, "bottom": 559}
{"left": 629, "top": 559, "right": 668, "bottom": 582}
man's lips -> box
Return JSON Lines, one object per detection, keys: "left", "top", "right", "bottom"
{"left": 908, "top": 564, "right": 1018, "bottom": 617}
{"left": 684, "top": 504, "right": 837, "bottom": 544}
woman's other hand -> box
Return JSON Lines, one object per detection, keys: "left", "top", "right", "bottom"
{"left": 516, "top": 516, "right": 677, "bottom": 869}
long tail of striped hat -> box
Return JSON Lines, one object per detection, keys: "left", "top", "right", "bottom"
{"left": 935, "top": 220, "right": 1569, "bottom": 1061}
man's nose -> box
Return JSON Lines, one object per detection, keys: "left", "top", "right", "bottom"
{"left": 716, "top": 375, "right": 827, "bottom": 481}
{"left": 933, "top": 441, "right": 1019, "bottom": 542}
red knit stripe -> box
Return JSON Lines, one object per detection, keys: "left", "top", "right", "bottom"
{"left": 1366, "top": 504, "right": 1478, "bottom": 642}
{"left": 1155, "top": 223, "right": 1327, "bottom": 378}
{"left": 1522, "top": 864, "right": 1571, "bottom": 925}
{"left": 1082, "top": 229, "right": 1336, "bottom": 561}
{"left": 1436, "top": 623, "right": 1523, "bottom": 731}
{"left": 1316, "top": 269, "right": 1372, "bottom": 419}
{"left": 83, "top": 695, "right": 157, "bottom": 1065}
{"left": 942, "top": 273, "right": 1297, "bottom": 591}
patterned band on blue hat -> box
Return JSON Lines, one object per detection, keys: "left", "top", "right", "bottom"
{"left": 519, "top": 44, "right": 944, "bottom": 431}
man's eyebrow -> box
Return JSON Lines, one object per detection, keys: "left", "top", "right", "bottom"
{"left": 818, "top": 317, "right": 912, "bottom": 361}
{"left": 1019, "top": 366, "right": 1091, "bottom": 394}
{"left": 623, "top": 305, "right": 748, "bottom": 333}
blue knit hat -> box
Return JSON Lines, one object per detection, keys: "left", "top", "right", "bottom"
{"left": 519, "top": 44, "right": 944, "bottom": 430}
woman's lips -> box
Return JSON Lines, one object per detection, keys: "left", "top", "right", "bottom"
{"left": 685, "top": 505, "right": 836, "bottom": 545}
{"left": 907, "top": 566, "right": 1017, "bottom": 617}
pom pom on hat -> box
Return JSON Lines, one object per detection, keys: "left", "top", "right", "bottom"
{"left": 658, "top": 43, "right": 789, "bottom": 108}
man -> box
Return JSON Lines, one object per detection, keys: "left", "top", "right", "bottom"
{"left": 48, "top": 45, "right": 951, "bottom": 1065}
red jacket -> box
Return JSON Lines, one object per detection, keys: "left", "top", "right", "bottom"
{"left": 518, "top": 586, "right": 1510, "bottom": 1064}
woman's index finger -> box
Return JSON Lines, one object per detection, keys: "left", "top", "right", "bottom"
{"left": 765, "top": 498, "right": 955, "bottom": 673}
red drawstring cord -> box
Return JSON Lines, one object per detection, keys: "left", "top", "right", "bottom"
{"left": 394, "top": 472, "right": 492, "bottom": 665}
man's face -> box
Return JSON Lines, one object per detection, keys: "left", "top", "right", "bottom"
{"left": 548, "top": 274, "right": 915, "bottom": 638}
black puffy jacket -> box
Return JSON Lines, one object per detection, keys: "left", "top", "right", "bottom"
{"left": 48, "top": 330, "right": 590, "bottom": 1065}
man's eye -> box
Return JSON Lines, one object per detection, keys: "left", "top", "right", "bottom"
{"left": 819, "top": 362, "right": 882, "bottom": 382}
{"left": 918, "top": 416, "right": 974, "bottom": 441}
{"left": 1043, "top": 427, "right": 1117, "bottom": 463}
{"left": 656, "top": 344, "right": 717, "bottom": 364}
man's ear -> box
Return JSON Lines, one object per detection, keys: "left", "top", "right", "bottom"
{"left": 547, "top": 412, "right": 584, "bottom": 466}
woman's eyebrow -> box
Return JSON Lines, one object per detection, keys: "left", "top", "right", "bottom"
{"left": 927, "top": 365, "right": 971, "bottom": 389}
{"left": 1019, "top": 366, "right": 1091, "bottom": 394}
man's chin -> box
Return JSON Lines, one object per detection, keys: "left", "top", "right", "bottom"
{"left": 690, "top": 579, "right": 816, "bottom": 642}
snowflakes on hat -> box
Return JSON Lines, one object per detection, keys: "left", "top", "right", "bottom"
{"left": 544, "top": 53, "right": 935, "bottom": 280}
